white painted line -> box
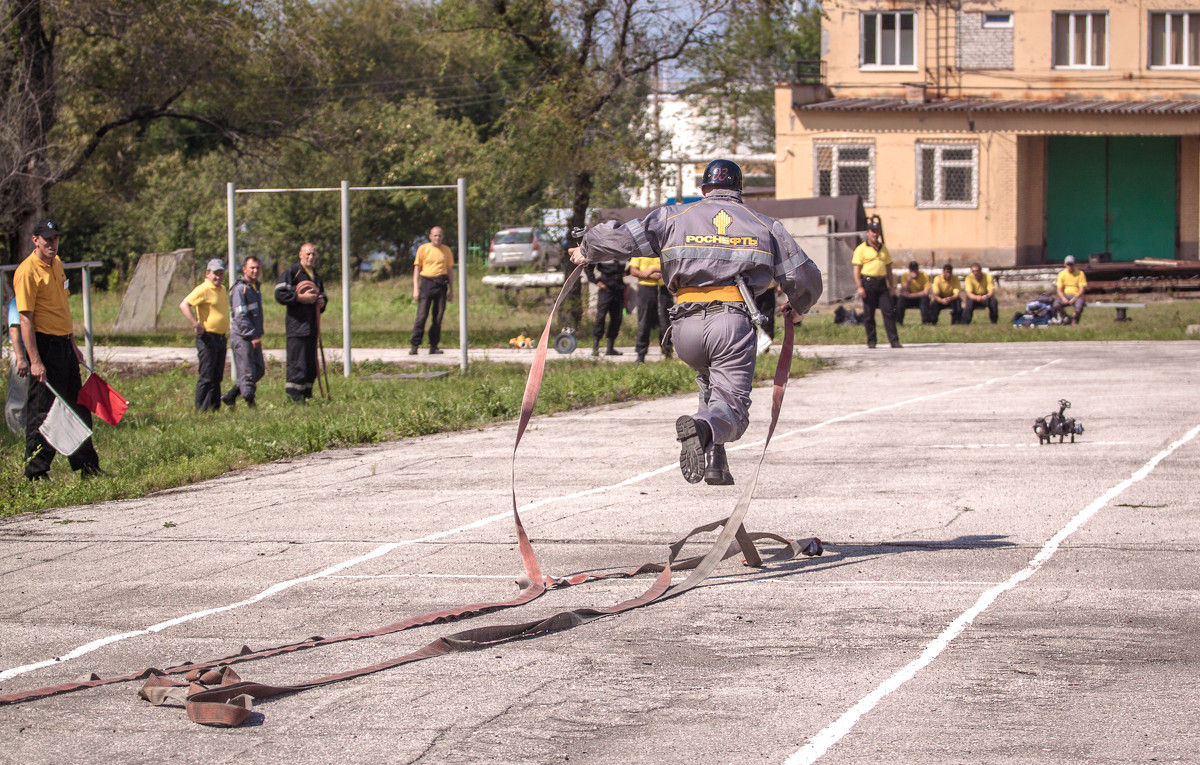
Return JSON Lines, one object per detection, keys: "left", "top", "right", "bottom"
{"left": 331, "top": 574, "right": 516, "bottom": 580}
{"left": 928, "top": 441, "right": 1130, "bottom": 449}
{"left": 0, "top": 360, "right": 1058, "bottom": 682}
{"left": 731, "top": 359, "right": 1063, "bottom": 452}
{"left": 769, "top": 579, "right": 1003, "bottom": 587}
{"left": 784, "top": 421, "right": 1200, "bottom": 765}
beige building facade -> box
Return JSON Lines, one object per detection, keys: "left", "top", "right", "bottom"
{"left": 776, "top": 0, "right": 1200, "bottom": 266}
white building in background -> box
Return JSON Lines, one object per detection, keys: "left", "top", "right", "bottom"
{"left": 626, "top": 79, "right": 776, "bottom": 208}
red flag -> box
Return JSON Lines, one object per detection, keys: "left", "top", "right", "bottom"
{"left": 77, "top": 373, "right": 130, "bottom": 427}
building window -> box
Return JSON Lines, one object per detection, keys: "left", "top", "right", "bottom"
{"left": 1150, "top": 12, "right": 1200, "bottom": 68}
{"left": 983, "top": 12, "right": 1013, "bottom": 28}
{"left": 1053, "top": 12, "right": 1107, "bottom": 68}
{"left": 861, "top": 11, "right": 917, "bottom": 69}
{"left": 917, "top": 143, "right": 978, "bottom": 208}
{"left": 815, "top": 143, "right": 875, "bottom": 205}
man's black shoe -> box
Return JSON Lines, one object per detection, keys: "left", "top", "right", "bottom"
{"left": 605, "top": 348, "right": 623, "bottom": 356}
{"left": 221, "top": 389, "right": 238, "bottom": 407}
{"left": 408, "top": 346, "right": 419, "bottom": 355}
{"left": 675, "top": 415, "right": 707, "bottom": 484}
{"left": 429, "top": 348, "right": 444, "bottom": 355}
{"left": 890, "top": 341, "right": 902, "bottom": 348}
{"left": 704, "top": 444, "right": 735, "bottom": 486}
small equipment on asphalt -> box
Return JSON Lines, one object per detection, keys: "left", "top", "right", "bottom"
{"left": 1034, "top": 398, "right": 1084, "bottom": 444}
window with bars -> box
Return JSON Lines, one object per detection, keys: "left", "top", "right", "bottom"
{"left": 1150, "top": 12, "right": 1200, "bottom": 68}
{"left": 861, "top": 11, "right": 917, "bottom": 68}
{"left": 814, "top": 144, "right": 874, "bottom": 205}
{"left": 1053, "top": 12, "right": 1107, "bottom": 68}
{"left": 916, "top": 144, "right": 978, "bottom": 208}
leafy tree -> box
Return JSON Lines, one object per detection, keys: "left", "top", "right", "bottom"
{"left": 0, "top": 0, "right": 325, "bottom": 264}
{"left": 682, "top": 0, "right": 822, "bottom": 157}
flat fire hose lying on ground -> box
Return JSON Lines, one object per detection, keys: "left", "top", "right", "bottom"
{"left": 0, "top": 265, "right": 821, "bottom": 727}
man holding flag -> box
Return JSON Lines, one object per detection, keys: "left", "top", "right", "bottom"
{"left": 14, "top": 219, "right": 101, "bottom": 481}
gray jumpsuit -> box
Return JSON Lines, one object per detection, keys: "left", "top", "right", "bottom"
{"left": 580, "top": 189, "right": 822, "bottom": 445}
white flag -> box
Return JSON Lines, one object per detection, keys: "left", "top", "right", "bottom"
{"left": 38, "top": 384, "right": 92, "bottom": 456}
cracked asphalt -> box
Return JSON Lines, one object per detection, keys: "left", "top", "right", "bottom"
{"left": 1, "top": 340, "right": 1198, "bottom": 764}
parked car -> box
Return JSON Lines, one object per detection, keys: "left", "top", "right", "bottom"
{"left": 487, "top": 227, "right": 564, "bottom": 271}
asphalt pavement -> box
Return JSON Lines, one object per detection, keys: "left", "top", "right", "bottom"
{"left": 2, "top": 340, "right": 1198, "bottom": 764}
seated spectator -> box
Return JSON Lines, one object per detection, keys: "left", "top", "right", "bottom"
{"left": 896, "top": 261, "right": 931, "bottom": 325}
{"left": 928, "top": 264, "right": 963, "bottom": 325}
{"left": 1053, "top": 255, "right": 1087, "bottom": 325}
{"left": 962, "top": 263, "right": 999, "bottom": 324}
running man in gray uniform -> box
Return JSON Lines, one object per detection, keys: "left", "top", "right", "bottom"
{"left": 570, "top": 159, "right": 822, "bottom": 485}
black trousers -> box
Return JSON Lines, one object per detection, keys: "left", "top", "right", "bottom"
{"left": 896, "top": 295, "right": 930, "bottom": 325}
{"left": 411, "top": 275, "right": 449, "bottom": 349}
{"left": 286, "top": 334, "right": 318, "bottom": 401}
{"left": 963, "top": 296, "right": 999, "bottom": 324}
{"left": 634, "top": 284, "right": 673, "bottom": 357}
{"left": 929, "top": 298, "right": 964, "bottom": 325}
{"left": 593, "top": 284, "right": 623, "bottom": 341}
{"left": 25, "top": 333, "right": 99, "bottom": 478}
{"left": 861, "top": 277, "right": 899, "bottom": 347}
{"left": 195, "top": 332, "right": 226, "bottom": 411}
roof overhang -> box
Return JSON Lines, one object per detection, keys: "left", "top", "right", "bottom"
{"left": 797, "top": 97, "right": 1200, "bottom": 115}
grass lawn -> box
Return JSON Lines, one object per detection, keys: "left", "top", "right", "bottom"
{"left": 0, "top": 354, "right": 828, "bottom": 516}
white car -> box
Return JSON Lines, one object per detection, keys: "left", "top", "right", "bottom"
{"left": 487, "top": 227, "right": 564, "bottom": 271}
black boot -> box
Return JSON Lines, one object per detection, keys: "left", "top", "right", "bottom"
{"left": 244, "top": 395, "right": 256, "bottom": 409}
{"left": 221, "top": 389, "right": 238, "bottom": 408}
{"left": 592, "top": 339, "right": 600, "bottom": 357}
{"left": 675, "top": 415, "right": 710, "bottom": 484}
{"left": 605, "top": 339, "right": 622, "bottom": 356}
{"left": 704, "top": 444, "right": 735, "bottom": 485}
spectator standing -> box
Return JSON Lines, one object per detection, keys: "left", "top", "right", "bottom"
{"left": 929, "top": 264, "right": 964, "bottom": 325}
{"left": 570, "top": 159, "right": 822, "bottom": 485}
{"left": 410, "top": 226, "right": 454, "bottom": 355}
{"left": 14, "top": 219, "right": 101, "bottom": 480}
{"left": 5, "top": 279, "right": 30, "bottom": 434}
{"left": 629, "top": 254, "right": 672, "bottom": 363}
{"left": 179, "top": 260, "right": 229, "bottom": 411}
{"left": 222, "top": 256, "right": 265, "bottom": 408}
{"left": 275, "top": 242, "right": 327, "bottom": 402}
{"left": 896, "top": 261, "right": 931, "bottom": 325}
{"left": 586, "top": 259, "right": 627, "bottom": 356}
{"left": 963, "top": 263, "right": 999, "bottom": 324}
{"left": 851, "top": 220, "right": 900, "bottom": 348}
{"left": 1054, "top": 255, "right": 1087, "bottom": 325}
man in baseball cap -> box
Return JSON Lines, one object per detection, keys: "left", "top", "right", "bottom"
{"left": 179, "top": 259, "right": 230, "bottom": 410}
{"left": 1054, "top": 256, "right": 1087, "bottom": 325}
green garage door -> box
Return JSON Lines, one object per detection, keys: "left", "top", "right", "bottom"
{"left": 1046, "top": 136, "right": 1177, "bottom": 262}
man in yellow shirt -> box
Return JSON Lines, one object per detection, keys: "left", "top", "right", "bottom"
{"left": 14, "top": 219, "right": 101, "bottom": 480}
{"left": 929, "top": 264, "right": 963, "bottom": 325}
{"left": 851, "top": 220, "right": 900, "bottom": 348}
{"left": 179, "top": 259, "right": 230, "bottom": 411}
{"left": 1054, "top": 255, "right": 1087, "bottom": 325}
{"left": 629, "top": 255, "right": 672, "bottom": 363}
{"left": 962, "top": 263, "right": 999, "bottom": 324}
{"left": 896, "top": 261, "right": 931, "bottom": 325}
{"left": 410, "top": 226, "right": 455, "bottom": 355}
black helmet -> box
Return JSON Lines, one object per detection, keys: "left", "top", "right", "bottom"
{"left": 701, "top": 159, "right": 743, "bottom": 191}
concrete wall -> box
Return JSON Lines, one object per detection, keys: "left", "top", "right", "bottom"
{"left": 779, "top": 215, "right": 857, "bottom": 303}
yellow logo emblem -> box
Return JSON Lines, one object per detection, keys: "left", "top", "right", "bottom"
{"left": 712, "top": 210, "right": 733, "bottom": 236}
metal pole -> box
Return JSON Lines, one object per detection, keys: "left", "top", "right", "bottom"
{"left": 81, "top": 266, "right": 94, "bottom": 370}
{"left": 227, "top": 182, "right": 238, "bottom": 382}
{"left": 341, "top": 180, "right": 351, "bottom": 377}
{"left": 457, "top": 177, "right": 468, "bottom": 372}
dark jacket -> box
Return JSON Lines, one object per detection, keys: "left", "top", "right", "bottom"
{"left": 585, "top": 260, "right": 628, "bottom": 291}
{"left": 230, "top": 277, "right": 264, "bottom": 340}
{"left": 580, "top": 188, "right": 822, "bottom": 315}
{"left": 274, "top": 263, "right": 326, "bottom": 338}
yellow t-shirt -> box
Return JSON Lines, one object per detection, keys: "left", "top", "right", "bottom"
{"left": 931, "top": 274, "right": 961, "bottom": 299}
{"left": 185, "top": 280, "right": 230, "bottom": 335}
{"left": 415, "top": 243, "right": 454, "bottom": 278}
{"left": 1057, "top": 268, "right": 1087, "bottom": 297}
{"left": 901, "top": 271, "right": 930, "bottom": 295}
{"left": 965, "top": 272, "right": 994, "bottom": 296}
{"left": 852, "top": 242, "right": 892, "bottom": 278}
{"left": 14, "top": 252, "right": 73, "bottom": 336}
{"left": 630, "top": 256, "right": 665, "bottom": 287}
